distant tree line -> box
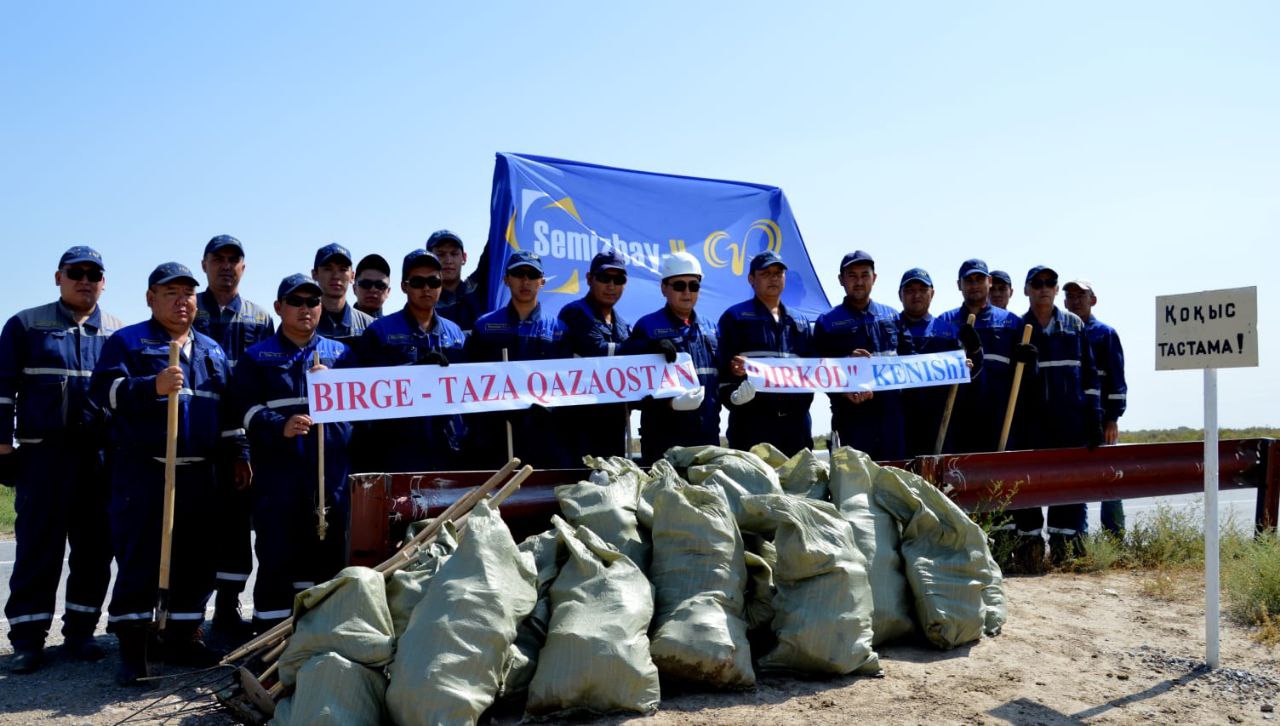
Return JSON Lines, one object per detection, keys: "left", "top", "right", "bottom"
{"left": 1119, "top": 426, "right": 1280, "bottom": 444}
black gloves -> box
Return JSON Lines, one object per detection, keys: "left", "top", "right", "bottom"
{"left": 1012, "top": 342, "right": 1039, "bottom": 365}
{"left": 0, "top": 449, "right": 18, "bottom": 487}
{"left": 654, "top": 339, "right": 679, "bottom": 364}
{"left": 419, "top": 350, "right": 450, "bottom": 367}
{"left": 958, "top": 324, "right": 982, "bottom": 356}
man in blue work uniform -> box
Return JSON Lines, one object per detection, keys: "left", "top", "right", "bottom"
{"left": 813, "top": 251, "right": 905, "bottom": 460}
{"left": 192, "top": 234, "right": 275, "bottom": 636}
{"left": 91, "top": 262, "right": 251, "bottom": 685}
{"left": 312, "top": 243, "right": 374, "bottom": 341}
{"left": 235, "top": 274, "right": 354, "bottom": 633}
{"left": 989, "top": 269, "right": 1014, "bottom": 310}
{"left": 465, "top": 250, "right": 571, "bottom": 468}
{"left": 557, "top": 249, "right": 633, "bottom": 460}
{"left": 428, "top": 230, "right": 484, "bottom": 334}
{"left": 1065, "top": 279, "right": 1128, "bottom": 536}
{"left": 897, "top": 267, "right": 982, "bottom": 457}
{"left": 357, "top": 251, "right": 467, "bottom": 472}
{"left": 622, "top": 251, "right": 718, "bottom": 465}
{"left": 1, "top": 246, "right": 122, "bottom": 674}
{"left": 353, "top": 253, "right": 392, "bottom": 319}
{"left": 719, "top": 251, "right": 814, "bottom": 456}
{"left": 1009, "top": 266, "right": 1104, "bottom": 570}
{"left": 936, "top": 259, "right": 1031, "bottom": 454}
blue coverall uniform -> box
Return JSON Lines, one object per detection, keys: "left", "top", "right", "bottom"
{"left": 436, "top": 281, "right": 484, "bottom": 334}
{"left": 235, "top": 333, "right": 353, "bottom": 628}
{"left": 1, "top": 302, "right": 123, "bottom": 650}
{"left": 317, "top": 303, "right": 374, "bottom": 342}
{"left": 465, "top": 303, "right": 572, "bottom": 468}
{"left": 1009, "top": 307, "right": 1103, "bottom": 548}
{"left": 622, "top": 307, "right": 721, "bottom": 465}
{"left": 356, "top": 307, "right": 468, "bottom": 472}
{"left": 90, "top": 320, "right": 248, "bottom": 634}
{"left": 898, "top": 313, "right": 979, "bottom": 457}
{"left": 813, "top": 299, "right": 905, "bottom": 460}
{"left": 192, "top": 290, "right": 275, "bottom": 606}
{"left": 936, "top": 304, "right": 1023, "bottom": 453}
{"left": 717, "top": 298, "right": 814, "bottom": 456}
{"left": 558, "top": 296, "right": 632, "bottom": 460}
{"left": 1085, "top": 316, "right": 1128, "bottom": 533}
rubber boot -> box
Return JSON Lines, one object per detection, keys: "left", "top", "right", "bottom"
{"left": 115, "top": 627, "right": 151, "bottom": 686}
{"left": 212, "top": 588, "right": 253, "bottom": 641}
{"left": 161, "top": 623, "right": 223, "bottom": 667}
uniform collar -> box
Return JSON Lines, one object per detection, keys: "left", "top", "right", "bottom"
{"left": 199, "top": 289, "right": 242, "bottom": 316}
{"left": 398, "top": 305, "right": 441, "bottom": 333}
{"left": 662, "top": 305, "right": 700, "bottom": 327}
{"left": 504, "top": 301, "right": 543, "bottom": 324}
{"left": 751, "top": 296, "right": 789, "bottom": 320}
{"left": 55, "top": 299, "right": 102, "bottom": 331}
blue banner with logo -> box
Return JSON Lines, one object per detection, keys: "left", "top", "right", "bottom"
{"left": 483, "top": 153, "right": 831, "bottom": 323}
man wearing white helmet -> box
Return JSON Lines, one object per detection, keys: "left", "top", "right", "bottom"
{"left": 621, "top": 251, "right": 720, "bottom": 464}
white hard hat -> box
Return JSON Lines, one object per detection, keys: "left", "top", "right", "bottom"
{"left": 659, "top": 251, "right": 702, "bottom": 280}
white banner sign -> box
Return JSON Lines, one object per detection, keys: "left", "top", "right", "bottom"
{"left": 306, "top": 353, "right": 699, "bottom": 423}
{"left": 1155, "top": 286, "right": 1258, "bottom": 371}
{"left": 744, "top": 350, "right": 970, "bottom": 393}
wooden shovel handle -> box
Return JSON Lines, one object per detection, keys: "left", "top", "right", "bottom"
{"left": 157, "top": 341, "right": 180, "bottom": 627}
{"left": 998, "top": 324, "right": 1034, "bottom": 452}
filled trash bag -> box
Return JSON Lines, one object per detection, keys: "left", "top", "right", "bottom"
{"left": 557, "top": 463, "right": 650, "bottom": 572}
{"left": 271, "top": 652, "right": 386, "bottom": 726}
{"left": 385, "top": 500, "right": 537, "bottom": 726}
{"left": 501, "top": 528, "right": 566, "bottom": 697}
{"left": 827, "top": 446, "right": 915, "bottom": 645}
{"left": 740, "top": 494, "right": 880, "bottom": 676}
{"left": 385, "top": 522, "right": 458, "bottom": 639}
{"left": 277, "top": 567, "right": 395, "bottom": 688}
{"left": 750, "top": 444, "right": 830, "bottom": 501}
{"left": 664, "top": 446, "right": 783, "bottom": 513}
{"left": 526, "top": 516, "right": 660, "bottom": 718}
{"left": 872, "top": 466, "right": 1007, "bottom": 648}
{"left": 649, "top": 483, "right": 754, "bottom": 688}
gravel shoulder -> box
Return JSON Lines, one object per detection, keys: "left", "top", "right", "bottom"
{"left": 0, "top": 570, "right": 1276, "bottom": 724}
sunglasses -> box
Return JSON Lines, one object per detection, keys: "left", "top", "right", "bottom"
{"left": 64, "top": 267, "right": 104, "bottom": 283}
{"left": 284, "top": 294, "right": 322, "bottom": 308}
{"left": 507, "top": 268, "right": 543, "bottom": 280}
{"left": 356, "top": 279, "right": 389, "bottom": 291}
{"left": 666, "top": 279, "right": 701, "bottom": 293}
{"left": 407, "top": 275, "right": 443, "bottom": 289}
{"left": 1028, "top": 277, "right": 1059, "bottom": 290}
{"left": 594, "top": 272, "right": 628, "bottom": 286}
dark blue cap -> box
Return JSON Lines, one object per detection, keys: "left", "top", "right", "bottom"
{"left": 1025, "top": 265, "right": 1059, "bottom": 283}
{"left": 958, "top": 258, "right": 989, "bottom": 280}
{"left": 59, "top": 245, "right": 104, "bottom": 270}
{"left": 277, "top": 273, "right": 321, "bottom": 300}
{"left": 402, "top": 249, "right": 442, "bottom": 276}
{"left": 990, "top": 269, "right": 1012, "bottom": 285}
{"left": 148, "top": 262, "right": 200, "bottom": 288}
{"left": 749, "top": 250, "right": 787, "bottom": 274}
{"left": 356, "top": 253, "right": 391, "bottom": 277}
{"left": 426, "top": 229, "right": 463, "bottom": 251}
{"left": 314, "top": 243, "right": 353, "bottom": 268}
{"left": 840, "top": 250, "right": 874, "bottom": 270}
{"left": 899, "top": 267, "right": 933, "bottom": 289}
{"left": 204, "top": 234, "right": 244, "bottom": 257}
{"left": 590, "top": 248, "right": 628, "bottom": 274}
{"left": 505, "top": 249, "right": 543, "bottom": 273}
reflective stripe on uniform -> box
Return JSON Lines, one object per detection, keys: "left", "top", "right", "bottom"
{"left": 606, "top": 342, "right": 617, "bottom": 356}
{"left": 0, "top": 397, "right": 13, "bottom": 405}
{"left": 1046, "top": 526, "right": 1078, "bottom": 536}
{"left": 253, "top": 608, "right": 292, "bottom": 620}
{"left": 242, "top": 404, "right": 266, "bottom": 430}
{"left": 109, "top": 378, "right": 124, "bottom": 410}
{"left": 22, "top": 367, "right": 91, "bottom": 377}
{"left": 1084, "top": 389, "right": 1101, "bottom": 396}
{"left": 1039, "top": 360, "right": 1081, "bottom": 368}
{"left": 15, "top": 438, "right": 43, "bottom": 444}
{"left": 739, "top": 350, "right": 798, "bottom": 358}
{"left": 168, "top": 611, "right": 206, "bottom": 621}
{"left": 220, "top": 428, "right": 245, "bottom": 438}
{"left": 64, "top": 602, "right": 100, "bottom": 614}
{"left": 266, "top": 397, "right": 309, "bottom": 409}
{"left": 108, "top": 611, "right": 153, "bottom": 623}
{"left": 985, "top": 354, "right": 1011, "bottom": 364}
{"left": 216, "top": 572, "right": 250, "bottom": 582}
{"left": 695, "top": 367, "right": 717, "bottom": 376}
{"left": 7, "top": 612, "right": 54, "bottom": 625}
{"left": 1108, "top": 393, "right": 1127, "bottom": 400}
{"left": 152, "top": 456, "right": 207, "bottom": 465}
{"left": 292, "top": 581, "right": 316, "bottom": 590}
{"left": 1017, "top": 528, "right": 1043, "bottom": 537}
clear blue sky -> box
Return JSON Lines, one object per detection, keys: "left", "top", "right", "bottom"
{"left": 3, "top": 2, "right": 1276, "bottom": 430}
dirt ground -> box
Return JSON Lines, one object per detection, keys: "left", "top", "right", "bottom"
{"left": 0, "top": 570, "right": 1276, "bottom": 725}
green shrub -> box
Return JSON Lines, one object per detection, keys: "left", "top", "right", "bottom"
{"left": 0, "top": 486, "right": 14, "bottom": 536}
{"left": 1223, "top": 532, "right": 1280, "bottom": 634}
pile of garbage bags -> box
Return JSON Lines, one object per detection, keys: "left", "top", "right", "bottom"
{"left": 270, "top": 445, "right": 1006, "bottom": 725}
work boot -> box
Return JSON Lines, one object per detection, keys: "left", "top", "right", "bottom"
{"left": 1049, "top": 532, "right": 1085, "bottom": 566}
{"left": 63, "top": 635, "right": 107, "bottom": 662}
{"left": 1011, "top": 536, "right": 1046, "bottom": 575}
{"left": 212, "top": 589, "right": 253, "bottom": 640}
{"left": 9, "top": 646, "right": 44, "bottom": 674}
{"left": 115, "top": 629, "right": 151, "bottom": 686}
{"left": 161, "top": 626, "right": 223, "bottom": 668}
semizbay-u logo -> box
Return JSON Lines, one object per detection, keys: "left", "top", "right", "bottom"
{"left": 697, "top": 219, "right": 783, "bottom": 276}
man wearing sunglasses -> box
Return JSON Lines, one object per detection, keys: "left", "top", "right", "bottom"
{"left": 90, "top": 262, "right": 250, "bottom": 684}
{"left": 813, "top": 251, "right": 906, "bottom": 460}
{"left": 192, "top": 234, "right": 275, "bottom": 637}
{"left": 1006, "top": 266, "right": 1104, "bottom": 571}
{"left": 936, "top": 259, "right": 1027, "bottom": 455}
{"left": 719, "top": 251, "right": 814, "bottom": 456}
{"left": 233, "top": 274, "right": 354, "bottom": 635}
{"left": 622, "top": 251, "right": 719, "bottom": 465}
{"left": 427, "top": 230, "right": 482, "bottom": 334}
{"left": 312, "top": 243, "right": 374, "bottom": 342}
{"left": 465, "top": 250, "right": 571, "bottom": 468}
{"left": 1, "top": 246, "right": 123, "bottom": 674}
{"left": 353, "top": 254, "right": 392, "bottom": 319}
{"left": 356, "top": 250, "right": 467, "bottom": 472}
{"left": 558, "top": 249, "right": 634, "bottom": 460}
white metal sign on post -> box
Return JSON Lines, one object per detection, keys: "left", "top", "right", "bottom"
{"left": 1155, "top": 285, "right": 1258, "bottom": 669}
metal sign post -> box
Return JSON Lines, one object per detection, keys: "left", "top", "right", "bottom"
{"left": 1155, "top": 285, "right": 1257, "bottom": 670}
